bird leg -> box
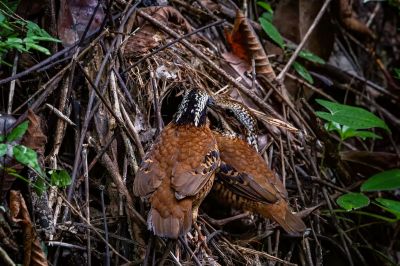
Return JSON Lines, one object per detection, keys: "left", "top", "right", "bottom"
{"left": 192, "top": 222, "right": 212, "bottom": 255}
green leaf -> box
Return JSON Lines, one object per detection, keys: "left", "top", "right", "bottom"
{"left": 257, "top": 2, "right": 273, "bottom": 13}
{"left": 394, "top": 68, "right": 400, "bottom": 79}
{"left": 292, "top": 61, "right": 314, "bottom": 84}
{"left": 25, "top": 41, "right": 51, "bottom": 55}
{"left": 6, "top": 121, "right": 28, "bottom": 142}
{"left": 12, "top": 144, "right": 44, "bottom": 177}
{"left": 341, "top": 127, "right": 382, "bottom": 140}
{"left": 336, "top": 193, "right": 370, "bottom": 211}
{"left": 0, "top": 135, "right": 4, "bottom": 142}
{"left": 51, "top": 170, "right": 72, "bottom": 188}
{"left": 0, "top": 143, "right": 7, "bottom": 157}
{"left": 375, "top": 198, "right": 400, "bottom": 219}
{"left": 34, "top": 178, "right": 46, "bottom": 195}
{"left": 5, "top": 37, "right": 26, "bottom": 52}
{"left": 298, "top": 50, "right": 325, "bottom": 64}
{"left": 315, "top": 99, "right": 390, "bottom": 132}
{"left": 261, "top": 12, "right": 273, "bottom": 22}
{"left": 259, "top": 17, "right": 285, "bottom": 49}
{"left": 361, "top": 169, "right": 400, "bottom": 192}
{"left": 324, "top": 121, "right": 341, "bottom": 132}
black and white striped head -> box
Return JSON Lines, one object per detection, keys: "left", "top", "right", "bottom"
{"left": 174, "top": 89, "right": 210, "bottom": 127}
{"left": 213, "top": 99, "right": 258, "bottom": 151}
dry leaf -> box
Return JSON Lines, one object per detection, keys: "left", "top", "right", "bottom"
{"left": 22, "top": 110, "right": 47, "bottom": 156}
{"left": 225, "top": 10, "right": 276, "bottom": 81}
{"left": 338, "top": 0, "right": 375, "bottom": 39}
{"left": 58, "top": 0, "right": 105, "bottom": 47}
{"left": 10, "top": 190, "right": 48, "bottom": 266}
{"left": 123, "top": 6, "right": 193, "bottom": 57}
{"left": 272, "top": 0, "right": 334, "bottom": 60}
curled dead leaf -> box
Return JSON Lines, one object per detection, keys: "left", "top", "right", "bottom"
{"left": 225, "top": 10, "right": 276, "bottom": 81}
{"left": 58, "top": 0, "right": 105, "bottom": 47}
{"left": 22, "top": 110, "right": 47, "bottom": 156}
{"left": 10, "top": 190, "right": 48, "bottom": 266}
{"left": 338, "top": 0, "right": 375, "bottom": 39}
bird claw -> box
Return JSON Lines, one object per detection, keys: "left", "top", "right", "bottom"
{"left": 193, "top": 223, "right": 212, "bottom": 255}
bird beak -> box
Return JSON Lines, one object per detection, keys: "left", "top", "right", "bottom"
{"left": 207, "top": 96, "right": 216, "bottom": 107}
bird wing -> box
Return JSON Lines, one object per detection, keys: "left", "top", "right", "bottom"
{"left": 133, "top": 140, "right": 166, "bottom": 198}
{"left": 171, "top": 142, "right": 220, "bottom": 199}
{"left": 216, "top": 162, "right": 279, "bottom": 203}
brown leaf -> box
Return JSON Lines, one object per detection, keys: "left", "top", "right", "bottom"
{"left": 272, "top": 0, "right": 334, "bottom": 60}
{"left": 10, "top": 190, "right": 48, "bottom": 266}
{"left": 22, "top": 110, "right": 47, "bottom": 156}
{"left": 123, "top": 6, "right": 193, "bottom": 57}
{"left": 338, "top": 0, "right": 375, "bottom": 39}
{"left": 57, "top": 0, "right": 105, "bottom": 47}
{"left": 225, "top": 10, "right": 276, "bottom": 81}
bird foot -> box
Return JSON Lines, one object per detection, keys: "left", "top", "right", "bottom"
{"left": 193, "top": 223, "right": 212, "bottom": 255}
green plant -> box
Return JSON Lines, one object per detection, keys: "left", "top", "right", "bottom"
{"left": 257, "top": 1, "right": 325, "bottom": 84}
{"left": 336, "top": 169, "right": 400, "bottom": 222}
{"left": 315, "top": 99, "right": 390, "bottom": 143}
{"left": 394, "top": 68, "right": 400, "bottom": 79}
{"left": 0, "top": 121, "right": 71, "bottom": 194}
{"left": 0, "top": 1, "right": 60, "bottom": 66}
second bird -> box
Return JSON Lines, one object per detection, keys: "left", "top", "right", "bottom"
{"left": 211, "top": 99, "right": 306, "bottom": 235}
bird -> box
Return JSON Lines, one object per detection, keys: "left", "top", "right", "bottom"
{"left": 210, "top": 98, "right": 306, "bottom": 235}
{"left": 133, "top": 89, "right": 220, "bottom": 239}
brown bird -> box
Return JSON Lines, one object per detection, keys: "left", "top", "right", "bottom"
{"left": 210, "top": 99, "right": 306, "bottom": 235}
{"left": 133, "top": 89, "right": 220, "bottom": 239}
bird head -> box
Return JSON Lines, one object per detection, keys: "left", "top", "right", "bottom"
{"left": 174, "top": 89, "right": 210, "bottom": 127}
{"left": 209, "top": 97, "right": 258, "bottom": 150}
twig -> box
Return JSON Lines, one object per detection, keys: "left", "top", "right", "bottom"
{"left": 99, "top": 185, "right": 110, "bottom": 266}
{"left": 0, "top": 45, "right": 75, "bottom": 85}
{"left": 137, "top": 10, "right": 283, "bottom": 120}
{"left": 148, "top": 61, "right": 163, "bottom": 133}
{"left": 82, "top": 145, "right": 91, "bottom": 266}
{"left": 7, "top": 53, "right": 18, "bottom": 114}
{"left": 277, "top": 0, "right": 333, "bottom": 82}
{"left": 46, "top": 241, "right": 86, "bottom": 250}
{"left": 121, "top": 19, "right": 225, "bottom": 74}
{"left": 228, "top": 244, "right": 298, "bottom": 266}
{"left": 45, "top": 103, "right": 76, "bottom": 126}
{"left": 0, "top": 246, "right": 15, "bottom": 266}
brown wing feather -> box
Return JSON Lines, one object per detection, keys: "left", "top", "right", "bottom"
{"left": 134, "top": 124, "right": 220, "bottom": 200}
{"left": 133, "top": 130, "right": 171, "bottom": 198}
{"left": 214, "top": 133, "right": 287, "bottom": 200}
{"left": 217, "top": 162, "right": 279, "bottom": 203}
{"left": 171, "top": 126, "right": 220, "bottom": 199}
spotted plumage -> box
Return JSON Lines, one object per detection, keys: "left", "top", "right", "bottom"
{"left": 134, "top": 89, "right": 220, "bottom": 239}
{"left": 209, "top": 99, "right": 306, "bottom": 235}
{"left": 212, "top": 98, "right": 258, "bottom": 151}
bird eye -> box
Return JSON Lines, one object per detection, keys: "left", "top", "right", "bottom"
{"left": 226, "top": 109, "right": 235, "bottom": 117}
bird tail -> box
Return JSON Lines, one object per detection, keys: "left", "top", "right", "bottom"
{"left": 261, "top": 201, "right": 306, "bottom": 236}
{"left": 148, "top": 198, "right": 192, "bottom": 239}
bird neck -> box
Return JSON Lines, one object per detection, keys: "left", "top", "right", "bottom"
{"left": 173, "top": 90, "right": 209, "bottom": 127}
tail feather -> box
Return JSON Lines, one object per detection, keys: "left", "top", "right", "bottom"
{"left": 261, "top": 202, "right": 306, "bottom": 236}
{"left": 148, "top": 201, "right": 192, "bottom": 239}
{"left": 274, "top": 209, "right": 306, "bottom": 236}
